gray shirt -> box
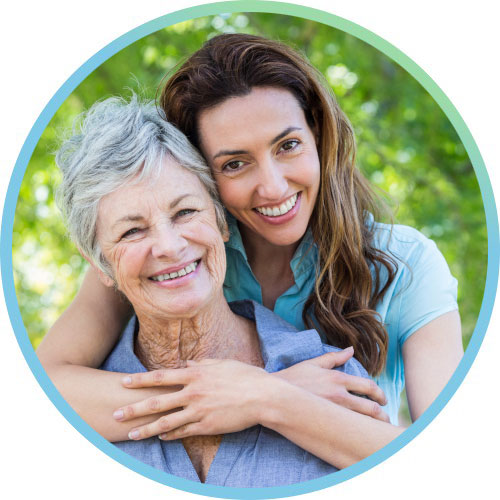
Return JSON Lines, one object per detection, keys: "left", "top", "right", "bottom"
{"left": 101, "top": 300, "right": 369, "bottom": 487}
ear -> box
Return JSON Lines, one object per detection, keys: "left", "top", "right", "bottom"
{"left": 80, "top": 251, "right": 115, "bottom": 288}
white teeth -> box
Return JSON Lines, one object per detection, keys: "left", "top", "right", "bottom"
{"left": 256, "top": 193, "right": 298, "bottom": 217}
{"left": 151, "top": 261, "right": 198, "bottom": 282}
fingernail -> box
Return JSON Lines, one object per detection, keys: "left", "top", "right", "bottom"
{"left": 113, "top": 409, "right": 124, "bottom": 421}
{"left": 122, "top": 376, "right": 132, "bottom": 385}
{"left": 158, "top": 434, "right": 165, "bottom": 441}
{"left": 128, "top": 430, "right": 140, "bottom": 440}
{"left": 344, "top": 346, "right": 354, "bottom": 352}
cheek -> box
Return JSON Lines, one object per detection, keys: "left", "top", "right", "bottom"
{"left": 300, "top": 152, "right": 321, "bottom": 189}
{"left": 310, "top": 161, "right": 321, "bottom": 196}
{"left": 209, "top": 236, "right": 227, "bottom": 283}
{"left": 186, "top": 221, "right": 227, "bottom": 284}
{"left": 108, "top": 244, "right": 146, "bottom": 292}
{"left": 214, "top": 177, "right": 246, "bottom": 210}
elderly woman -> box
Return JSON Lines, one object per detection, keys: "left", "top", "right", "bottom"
{"left": 51, "top": 95, "right": 373, "bottom": 486}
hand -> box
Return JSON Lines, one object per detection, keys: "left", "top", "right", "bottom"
{"left": 274, "top": 347, "right": 390, "bottom": 422}
{"left": 114, "top": 359, "right": 272, "bottom": 441}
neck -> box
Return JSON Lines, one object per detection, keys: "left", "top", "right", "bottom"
{"left": 135, "top": 293, "right": 257, "bottom": 371}
{"left": 238, "top": 222, "right": 298, "bottom": 273}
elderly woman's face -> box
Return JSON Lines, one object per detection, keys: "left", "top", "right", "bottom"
{"left": 96, "top": 158, "right": 227, "bottom": 319}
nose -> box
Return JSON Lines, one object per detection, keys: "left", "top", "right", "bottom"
{"left": 254, "top": 158, "right": 289, "bottom": 201}
{"left": 151, "top": 222, "right": 188, "bottom": 260}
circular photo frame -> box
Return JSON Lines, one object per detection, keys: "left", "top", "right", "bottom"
{"left": 2, "top": 2, "right": 498, "bottom": 498}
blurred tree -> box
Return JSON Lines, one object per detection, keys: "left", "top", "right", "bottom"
{"left": 13, "top": 15, "right": 486, "bottom": 399}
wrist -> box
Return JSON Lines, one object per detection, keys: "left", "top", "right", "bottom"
{"left": 255, "top": 374, "right": 304, "bottom": 429}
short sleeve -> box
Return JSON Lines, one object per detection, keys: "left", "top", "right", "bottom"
{"left": 395, "top": 236, "right": 458, "bottom": 345}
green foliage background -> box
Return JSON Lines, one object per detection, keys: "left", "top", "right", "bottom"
{"left": 14, "top": 13, "right": 486, "bottom": 360}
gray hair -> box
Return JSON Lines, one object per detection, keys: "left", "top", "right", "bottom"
{"left": 56, "top": 94, "right": 226, "bottom": 277}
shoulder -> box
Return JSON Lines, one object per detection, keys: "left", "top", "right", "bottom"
{"left": 229, "top": 299, "right": 300, "bottom": 334}
{"left": 100, "top": 317, "right": 145, "bottom": 373}
{"left": 369, "top": 219, "right": 447, "bottom": 272}
{"left": 372, "top": 219, "right": 433, "bottom": 254}
{"left": 370, "top": 221, "right": 458, "bottom": 343}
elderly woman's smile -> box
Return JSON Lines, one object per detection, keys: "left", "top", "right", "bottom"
{"left": 96, "top": 158, "right": 228, "bottom": 320}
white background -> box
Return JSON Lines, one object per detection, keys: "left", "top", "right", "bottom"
{"left": 1, "top": 0, "right": 498, "bottom": 498}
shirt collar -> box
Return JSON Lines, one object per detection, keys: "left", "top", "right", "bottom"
{"left": 229, "top": 300, "right": 324, "bottom": 372}
{"left": 224, "top": 211, "right": 247, "bottom": 257}
{"left": 100, "top": 317, "right": 146, "bottom": 374}
{"left": 225, "top": 211, "right": 318, "bottom": 279}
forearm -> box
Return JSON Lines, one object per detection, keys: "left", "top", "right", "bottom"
{"left": 259, "top": 378, "right": 404, "bottom": 468}
{"left": 44, "top": 364, "right": 173, "bottom": 442}
{"left": 37, "top": 268, "right": 131, "bottom": 368}
{"left": 37, "top": 268, "right": 148, "bottom": 441}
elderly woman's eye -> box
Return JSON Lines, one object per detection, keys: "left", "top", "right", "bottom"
{"left": 121, "top": 228, "right": 141, "bottom": 239}
{"left": 280, "top": 139, "right": 300, "bottom": 152}
{"left": 176, "top": 208, "right": 196, "bottom": 218}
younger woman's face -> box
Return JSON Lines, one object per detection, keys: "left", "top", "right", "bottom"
{"left": 198, "top": 87, "right": 320, "bottom": 249}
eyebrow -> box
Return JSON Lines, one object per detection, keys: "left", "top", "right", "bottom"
{"left": 111, "top": 194, "right": 193, "bottom": 229}
{"left": 269, "top": 126, "right": 302, "bottom": 146}
{"left": 212, "top": 149, "right": 248, "bottom": 160}
{"left": 169, "top": 193, "right": 192, "bottom": 209}
{"left": 211, "top": 126, "right": 303, "bottom": 160}
{"left": 112, "top": 214, "right": 145, "bottom": 230}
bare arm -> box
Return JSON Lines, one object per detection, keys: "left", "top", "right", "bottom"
{"left": 402, "top": 310, "right": 463, "bottom": 421}
{"left": 37, "top": 267, "right": 172, "bottom": 441}
{"left": 263, "top": 311, "right": 463, "bottom": 466}
{"left": 44, "top": 365, "right": 176, "bottom": 441}
{"left": 261, "top": 380, "right": 405, "bottom": 468}
{"left": 37, "top": 268, "right": 130, "bottom": 368}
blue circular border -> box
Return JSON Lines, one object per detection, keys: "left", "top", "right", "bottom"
{"left": 1, "top": 2, "right": 498, "bottom": 498}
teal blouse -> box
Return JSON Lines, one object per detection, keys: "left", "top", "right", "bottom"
{"left": 223, "top": 213, "right": 458, "bottom": 424}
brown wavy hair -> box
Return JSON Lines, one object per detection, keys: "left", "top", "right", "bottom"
{"left": 159, "top": 33, "right": 397, "bottom": 375}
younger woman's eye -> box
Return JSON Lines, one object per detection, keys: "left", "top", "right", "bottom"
{"left": 222, "top": 160, "right": 245, "bottom": 172}
{"left": 279, "top": 139, "right": 300, "bottom": 152}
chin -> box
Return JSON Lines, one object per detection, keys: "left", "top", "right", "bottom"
{"left": 159, "top": 293, "right": 212, "bottom": 319}
{"left": 263, "top": 226, "right": 309, "bottom": 247}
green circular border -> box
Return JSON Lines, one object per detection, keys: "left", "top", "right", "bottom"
{"left": 2, "top": 2, "right": 498, "bottom": 498}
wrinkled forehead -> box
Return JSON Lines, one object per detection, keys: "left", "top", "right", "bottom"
{"left": 96, "top": 158, "right": 212, "bottom": 229}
